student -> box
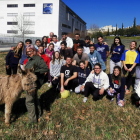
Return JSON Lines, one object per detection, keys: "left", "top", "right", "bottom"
{"left": 121, "top": 41, "right": 139, "bottom": 94}
{"left": 88, "top": 44, "right": 106, "bottom": 71}
{"left": 46, "top": 43, "right": 54, "bottom": 61}
{"left": 83, "top": 36, "right": 93, "bottom": 55}
{"left": 81, "top": 63, "right": 109, "bottom": 103}
{"left": 48, "top": 32, "right": 54, "bottom": 43}
{"left": 34, "top": 39, "right": 41, "bottom": 51}
{"left": 52, "top": 35, "right": 61, "bottom": 52}
{"left": 20, "top": 39, "right": 32, "bottom": 69}
{"left": 73, "top": 33, "right": 84, "bottom": 55}
{"left": 6, "top": 41, "right": 24, "bottom": 75}
{"left": 60, "top": 57, "right": 78, "bottom": 92}
{"left": 60, "top": 32, "right": 73, "bottom": 49}
{"left": 73, "top": 46, "right": 89, "bottom": 67}
{"left": 110, "top": 37, "right": 125, "bottom": 74}
{"left": 41, "top": 36, "right": 48, "bottom": 50}
{"left": 75, "top": 61, "right": 90, "bottom": 94}
{"left": 107, "top": 66, "right": 125, "bottom": 107}
{"left": 95, "top": 36, "right": 109, "bottom": 65}
{"left": 50, "top": 51, "right": 65, "bottom": 89}
{"left": 60, "top": 41, "right": 73, "bottom": 60}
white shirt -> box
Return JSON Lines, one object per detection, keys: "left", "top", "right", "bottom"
{"left": 83, "top": 46, "right": 90, "bottom": 54}
{"left": 60, "top": 37, "right": 73, "bottom": 48}
{"left": 53, "top": 42, "right": 61, "bottom": 52}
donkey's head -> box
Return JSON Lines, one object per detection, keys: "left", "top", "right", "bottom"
{"left": 19, "top": 67, "right": 37, "bottom": 94}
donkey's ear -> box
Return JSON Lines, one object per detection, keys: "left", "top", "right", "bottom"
{"left": 18, "top": 65, "right": 27, "bottom": 75}
{"left": 30, "top": 64, "right": 36, "bottom": 73}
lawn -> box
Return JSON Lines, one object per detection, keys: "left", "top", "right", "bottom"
{"left": 0, "top": 52, "right": 140, "bottom": 140}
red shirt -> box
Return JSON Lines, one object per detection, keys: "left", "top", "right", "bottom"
{"left": 23, "top": 54, "right": 50, "bottom": 69}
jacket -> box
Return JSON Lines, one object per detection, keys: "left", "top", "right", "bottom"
{"left": 60, "top": 37, "right": 73, "bottom": 48}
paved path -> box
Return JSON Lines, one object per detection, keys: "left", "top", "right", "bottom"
{"left": 0, "top": 45, "right": 12, "bottom": 52}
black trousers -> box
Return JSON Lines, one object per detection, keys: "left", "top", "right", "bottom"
{"left": 6, "top": 65, "right": 18, "bottom": 75}
{"left": 51, "top": 76, "right": 60, "bottom": 88}
{"left": 58, "top": 78, "right": 78, "bottom": 91}
{"left": 84, "top": 82, "right": 104, "bottom": 100}
{"left": 122, "top": 64, "right": 136, "bottom": 90}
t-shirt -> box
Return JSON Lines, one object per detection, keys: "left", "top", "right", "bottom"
{"left": 83, "top": 42, "right": 90, "bottom": 55}
{"left": 53, "top": 42, "right": 61, "bottom": 52}
{"left": 73, "top": 39, "right": 84, "bottom": 55}
{"left": 77, "top": 67, "right": 90, "bottom": 85}
{"left": 73, "top": 53, "right": 89, "bottom": 66}
{"left": 110, "top": 45, "right": 125, "bottom": 63}
{"left": 95, "top": 43, "right": 109, "bottom": 62}
{"left": 121, "top": 50, "right": 139, "bottom": 64}
{"left": 60, "top": 65, "right": 77, "bottom": 80}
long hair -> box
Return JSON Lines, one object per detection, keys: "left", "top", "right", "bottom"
{"left": 52, "top": 51, "right": 61, "bottom": 64}
{"left": 14, "top": 41, "right": 24, "bottom": 54}
{"left": 41, "top": 36, "right": 48, "bottom": 48}
{"left": 111, "top": 66, "right": 122, "bottom": 86}
{"left": 79, "top": 60, "right": 86, "bottom": 77}
{"left": 48, "top": 43, "right": 54, "bottom": 50}
{"left": 111, "top": 37, "right": 123, "bottom": 52}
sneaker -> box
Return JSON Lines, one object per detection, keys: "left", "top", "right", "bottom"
{"left": 117, "top": 93, "right": 125, "bottom": 107}
{"left": 107, "top": 89, "right": 115, "bottom": 97}
{"left": 48, "top": 83, "right": 52, "bottom": 87}
{"left": 83, "top": 97, "right": 88, "bottom": 103}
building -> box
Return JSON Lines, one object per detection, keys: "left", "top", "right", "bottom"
{"left": 100, "top": 25, "right": 118, "bottom": 33}
{"left": 0, "top": 0, "right": 86, "bottom": 39}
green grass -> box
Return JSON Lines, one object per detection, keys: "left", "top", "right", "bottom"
{"left": 105, "top": 36, "right": 140, "bottom": 40}
{"left": 0, "top": 52, "right": 140, "bottom": 139}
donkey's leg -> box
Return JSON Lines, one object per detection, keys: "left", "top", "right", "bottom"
{"left": 5, "top": 102, "right": 13, "bottom": 124}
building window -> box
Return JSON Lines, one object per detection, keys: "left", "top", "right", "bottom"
{"left": 23, "top": 21, "right": 35, "bottom": 25}
{"left": 24, "top": 4, "right": 35, "bottom": 7}
{"left": 7, "top": 30, "right": 18, "bottom": 34}
{"left": 23, "top": 12, "right": 35, "bottom": 16}
{"left": 7, "top": 22, "right": 18, "bottom": 25}
{"left": 7, "top": 13, "right": 18, "bottom": 16}
{"left": 7, "top": 4, "right": 18, "bottom": 8}
{"left": 24, "top": 31, "right": 35, "bottom": 34}
{"left": 62, "top": 24, "right": 71, "bottom": 29}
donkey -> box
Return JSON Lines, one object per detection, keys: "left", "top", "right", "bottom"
{"left": 0, "top": 67, "right": 37, "bottom": 124}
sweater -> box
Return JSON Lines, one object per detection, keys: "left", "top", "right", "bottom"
{"left": 88, "top": 50, "right": 106, "bottom": 70}
{"left": 83, "top": 71, "right": 109, "bottom": 90}
{"left": 50, "top": 59, "right": 65, "bottom": 77}
{"left": 60, "top": 48, "right": 73, "bottom": 60}
{"left": 77, "top": 67, "right": 90, "bottom": 85}
{"left": 45, "top": 48, "right": 54, "bottom": 61}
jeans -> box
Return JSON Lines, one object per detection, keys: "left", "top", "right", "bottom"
{"left": 110, "top": 59, "right": 122, "bottom": 74}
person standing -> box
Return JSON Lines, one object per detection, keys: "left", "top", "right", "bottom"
{"left": 110, "top": 37, "right": 125, "bottom": 74}
{"left": 48, "top": 32, "right": 54, "bottom": 43}
{"left": 41, "top": 36, "right": 48, "bottom": 50}
{"left": 121, "top": 41, "right": 139, "bottom": 94}
{"left": 95, "top": 36, "right": 109, "bottom": 65}
{"left": 45, "top": 43, "right": 54, "bottom": 61}
{"left": 34, "top": 39, "right": 41, "bottom": 51}
{"left": 52, "top": 35, "right": 61, "bottom": 52}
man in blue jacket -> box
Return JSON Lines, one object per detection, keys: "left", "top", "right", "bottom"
{"left": 20, "top": 39, "right": 32, "bottom": 69}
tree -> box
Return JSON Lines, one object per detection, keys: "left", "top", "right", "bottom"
{"left": 89, "top": 24, "right": 99, "bottom": 32}
{"left": 122, "top": 23, "right": 124, "bottom": 36}
{"left": 133, "top": 17, "right": 136, "bottom": 28}
{"left": 107, "top": 28, "right": 110, "bottom": 36}
{"left": 115, "top": 24, "right": 118, "bottom": 36}
{"left": 12, "top": 14, "right": 34, "bottom": 41}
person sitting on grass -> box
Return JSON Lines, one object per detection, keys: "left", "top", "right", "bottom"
{"left": 80, "top": 63, "right": 109, "bottom": 103}
{"left": 75, "top": 61, "right": 90, "bottom": 94}
{"left": 6, "top": 41, "right": 24, "bottom": 76}
{"left": 50, "top": 51, "right": 65, "bottom": 90}
{"left": 59, "top": 56, "right": 78, "bottom": 92}
{"left": 121, "top": 41, "right": 139, "bottom": 94}
{"left": 107, "top": 66, "right": 125, "bottom": 107}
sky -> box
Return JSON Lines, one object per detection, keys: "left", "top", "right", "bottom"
{"left": 62, "top": 0, "right": 140, "bottom": 29}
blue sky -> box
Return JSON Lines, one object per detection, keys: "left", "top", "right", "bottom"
{"left": 62, "top": 0, "right": 140, "bottom": 29}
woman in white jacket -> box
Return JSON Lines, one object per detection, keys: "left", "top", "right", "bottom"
{"left": 80, "top": 63, "right": 109, "bottom": 103}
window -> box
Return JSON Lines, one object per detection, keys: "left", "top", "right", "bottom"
{"left": 23, "top": 21, "right": 35, "bottom": 25}
{"left": 7, "top": 13, "right": 18, "bottom": 16}
{"left": 24, "top": 31, "right": 35, "bottom": 34}
{"left": 23, "top": 12, "right": 35, "bottom": 16}
{"left": 7, "top": 22, "right": 18, "bottom": 25}
{"left": 24, "top": 4, "right": 35, "bottom": 7}
{"left": 62, "top": 24, "right": 71, "bottom": 29}
{"left": 7, "top": 30, "right": 18, "bottom": 34}
{"left": 7, "top": 4, "right": 18, "bottom": 8}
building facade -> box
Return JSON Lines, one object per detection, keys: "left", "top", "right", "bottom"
{"left": 0, "top": 0, "right": 86, "bottom": 39}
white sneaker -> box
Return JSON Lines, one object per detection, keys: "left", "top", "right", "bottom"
{"left": 48, "top": 83, "right": 52, "bottom": 87}
{"left": 83, "top": 97, "right": 88, "bottom": 103}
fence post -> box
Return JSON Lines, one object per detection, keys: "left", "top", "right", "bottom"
{"left": 92, "top": 38, "right": 94, "bottom": 43}
{"left": 13, "top": 37, "right": 14, "bottom": 46}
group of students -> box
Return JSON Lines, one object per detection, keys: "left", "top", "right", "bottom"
{"left": 5, "top": 32, "right": 140, "bottom": 122}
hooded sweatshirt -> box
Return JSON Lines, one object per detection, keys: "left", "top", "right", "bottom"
{"left": 83, "top": 71, "right": 109, "bottom": 90}
{"left": 136, "top": 46, "right": 140, "bottom": 66}
{"left": 88, "top": 50, "right": 106, "bottom": 71}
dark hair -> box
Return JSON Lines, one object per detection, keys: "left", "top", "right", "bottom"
{"left": 14, "top": 41, "right": 24, "bottom": 54}
{"left": 97, "top": 35, "right": 103, "bottom": 40}
{"left": 89, "top": 44, "right": 95, "bottom": 48}
{"left": 75, "top": 33, "right": 80, "bottom": 36}
{"left": 52, "top": 51, "right": 61, "bottom": 64}
{"left": 131, "top": 41, "right": 137, "bottom": 47}
{"left": 112, "top": 66, "right": 122, "bottom": 85}
{"left": 111, "top": 36, "right": 123, "bottom": 52}
{"left": 79, "top": 60, "right": 87, "bottom": 76}
{"left": 94, "top": 63, "right": 102, "bottom": 69}
{"left": 66, "top": 56, "right": 72, "bottom": 59}
{"left": 25, "top": 39, "right": 32, "bottom": 44}
{"left": 62, "top": 32, "right": 67, "bottom": 35}
{"left": 77, "top": 46, "right": 83, "bottom": 50}
{"left": 48, "top": 43, "right": 54, "bottom": 48}
{"left": 35, "top": 39, "right": 41, "bottom": 43}
{"left": 61, "top": 41, "right": 67, "bottom": 47}
{"left": 41, "top": 36, "right": 48, "bottom": 48}
{"left": 52, "top": 35, "right": 57, "bottom": 38}
{"left": 85, "top": 36, "right": 90, "bottom": 40}
{"left": 38, "top": 45, "right": 44, "bottom": 48}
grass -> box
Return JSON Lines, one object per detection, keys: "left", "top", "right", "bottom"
{"left": 0, "top": 52, "right": 140, "bottom": 139}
